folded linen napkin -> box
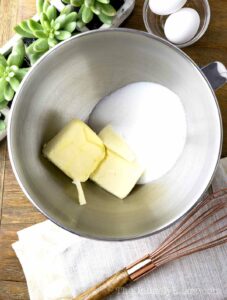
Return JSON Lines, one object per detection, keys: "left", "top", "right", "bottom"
{"left": 12, "top": 158, "right": 227, "bottom": 300}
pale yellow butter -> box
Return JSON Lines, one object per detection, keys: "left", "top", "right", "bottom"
{"left": 90, "top": 149, "right": 144, "bottom": 199}
{"left": 43, "top": 121, "right": 144, "bottom": 202}
{"left": 99, "top": 125, "right": 135, "bottom": 161}
{"left": 43, "top": 120, "right": 105, "bottom": 182}
{"left": 43, "top": 120, "right": 106, "bottom": 205}
{"left": 90, "top": 126, "right": 144, "bottom": 200}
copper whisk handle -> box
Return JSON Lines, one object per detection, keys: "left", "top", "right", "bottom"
{"left": 126, "top": 254, "right": 156, "bottom": 280}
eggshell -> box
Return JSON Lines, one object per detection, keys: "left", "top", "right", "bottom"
{"left": 149, "top": 0, "right": 187, "bottom": 15}
{"left": 164, "top": 8, "right": 200, "bottom": 44}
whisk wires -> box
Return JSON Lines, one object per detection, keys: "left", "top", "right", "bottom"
{"left": 149, "top": 189, "right": 227, "bottom": 267}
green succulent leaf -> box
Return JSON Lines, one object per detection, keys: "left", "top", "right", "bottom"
{"left": 65, "top": 21, "right": 77, "bottom": 33}
{"left": 33, "top": 30, "right": 48, "bottom": 38}
{"left": 91, "top": 4, "right": 101, "bottom": 15}
{"left": 98, "top": 11, "right": 113, "bottom": 24}
{"left": 43, "top": 0, "right": 50, "bottom": 13}
{"left": 0, "top": 54, "right": 7, "bottom": 68}
{"left": 29, "top": 52, "right": 44, "bottom": 65}
{"left": 85, "top": 0, "right": 95, "bottom": 7}
{"left": 33, "top": 38, "right": 49, "bottom": 53}
{"left": 71, "top": 0, "right": 83, "bottom": 6}
{"left": 4, "top": 84, "right": 14, "bottom": 101}
{"left": 40, "top": 12, "right": 50, "bottom": 28}
{"left": 44, "top": 20, "right": 51, "bottom": 31}
{"left": 99, "top": 3, "right": 116, "bottom": 16}
{"left": 28, "top": 19, "right": 43, "bottom": 32}
{"left": 7, "top": 39, "right": 25, "bottom": 67}
{"left": 56, "top": 30, "right": 71, "bottom": 41}
{"left": 48, "top": 38, "right": 58, "bottom": 47}
{"left": 0, "top": 79, "right": 7, "bottom": 102}
{"left": 82, "top": 5, "right": 93, "bottom": 23}
{"left": 54, "top": 22, "right": 61, "bottom": 30}
{"left": 78, "top": 5, "right": 83, "bottom": 17}
{"left": 15, "top": 68, "right": 30, "bottom": 81}
{"left": 0, "top": 120, "right": 6, "bottom": 131}
{"left": 37, "top": 0, "right": 44, "bottom": 15}
{"left": 9, "top": 77, "right": 20, "bottom": 92}
{"left": 50, "top": 19, "right": 55, "bottom": 28}
{"left": 76, "top": 20, "right": 85, "bottom": 29}
{"left": 97, "top": 0, "right": 109, "bottom": 4}
{"left": 19, "top": 20, "right": 33, "bottom": 34}
{"left": 46, "top": 5, "right": 57, "bottom": 21}
{"left": 62, "top": 0, "right": 71, "bottom": 3}
{"left": 0, "top": 101, "right": 8, "bottom": 110}
{"left": 55, "top": 14, "right": 67, "bottom": 28}
{"left": 0, "top": 65, "right": 5, "bottom": 77}
{"left": 26, "top": 43, "right": 36, "bottom": 56}
{"left": 61, "top": 5, "right": 73, "bottom": 15}
{"left": 65, "top": 12, "right": 77, "bottom": 24}
{"left": 14, "top": 24, "right": 35, "bottom": 38}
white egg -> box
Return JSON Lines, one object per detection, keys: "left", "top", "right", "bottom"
{"left": 164, "top": 8, "right": 200, "bottom": 44}
{"left": 89, "top": 82, "right": 187, "bottom": 184}
{"left": 149, "top": 0, "right": 187, "bottom": 15}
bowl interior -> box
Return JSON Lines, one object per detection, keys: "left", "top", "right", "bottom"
{"left": 9, "top": 30, "right": 221, "bottom": 240}
{"left": 143, "top": 0, "right": 211, "bottom": 48}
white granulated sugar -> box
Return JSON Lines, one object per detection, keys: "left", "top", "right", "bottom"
{"left": 89, "top": 82, "right": 187, "bottom": 184}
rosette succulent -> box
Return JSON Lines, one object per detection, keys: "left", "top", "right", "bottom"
{"left": 63, "top": 0, "right": 117, "bottom": 25}
{"left": 0, "top": 39, "right": 29, "bottom": 109}
{"left": 15, "top": 0, "right": 78, "bottom": 65}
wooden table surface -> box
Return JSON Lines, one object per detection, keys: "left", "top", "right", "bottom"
{"left": 0, "top": 1, "right": 227, "bottom": 299}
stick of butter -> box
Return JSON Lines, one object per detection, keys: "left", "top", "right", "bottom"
{"left": 90, "top": 126, "right": 144, "bottom": 199}
{"left": 43, "top": 120, "right": 105, "bottom": 204}
{"left": 99, "top": 125, "right": 135, "bottom": 162}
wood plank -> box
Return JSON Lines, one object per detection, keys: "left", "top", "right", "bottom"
{"left": 1, "top": 155, "right": 45, "bottom": 225}
{"left": 0, "top": 224, "right": 35, "bottom": 260}
{"left": 0, "top": 227, "right": 18, "bottom": 260}
{"left": 0, "top": 143, "right": 6, "bottom": 225}
{"left": 0, "top": 281, "right": 29, "bottom": 300}
{"left": 0, "top": 258, "right": 26, "bottom": 282}
{"left": 0, "top": 1, "right": 39, "bottom": 299}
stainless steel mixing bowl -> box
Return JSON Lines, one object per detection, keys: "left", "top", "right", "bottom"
{"left": 8, "top": 29, "right": 225, "bottom": 240}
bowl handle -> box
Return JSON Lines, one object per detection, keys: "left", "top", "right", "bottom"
{"left": 201, "top": 62, "right": 227, "bottom": 90}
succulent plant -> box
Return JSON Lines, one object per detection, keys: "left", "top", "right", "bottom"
{"left": 0, "top": 113, "right": 6, "bottom": 131}
{"left": 0, "top": 39, "right": 29, "bottom": 110}
{"left": 14, "top": 0, "right": 78, "bottom": 65}
{"left": 63, "top": 0, "right": 117, "bottom": 25}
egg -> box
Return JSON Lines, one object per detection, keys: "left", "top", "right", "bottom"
{"left": 164, "top": 8, "right": 200, "bottom": 44}
{"left": 149, "top": 0, "right": 187, "bottom": 15}
{"left": 89, "top": 82, "right": 187, "bottom": 184}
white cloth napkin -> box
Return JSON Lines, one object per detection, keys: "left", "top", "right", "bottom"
{"left": 12, "top": 158, "right": 227, "bottom": 300}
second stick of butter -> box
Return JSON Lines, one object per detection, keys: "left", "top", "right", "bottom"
{"left": 90, "top": 126, "right": 144, "bottom": 199}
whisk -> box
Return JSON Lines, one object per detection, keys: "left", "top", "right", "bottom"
{"left": 74, "top": 189, "right": 227, "bottom": 300}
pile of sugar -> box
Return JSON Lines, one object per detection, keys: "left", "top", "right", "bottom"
{"left": 89, "top": 82, "right": 187, "bottom": 184}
